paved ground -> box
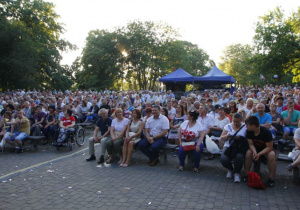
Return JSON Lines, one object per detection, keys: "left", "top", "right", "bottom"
{"left": 1, "top": 130, "right": 300, "bottom": 209}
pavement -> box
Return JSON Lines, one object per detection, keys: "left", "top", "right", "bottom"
{"left": 1, "top": 130, "right": 300, "bottom": 210}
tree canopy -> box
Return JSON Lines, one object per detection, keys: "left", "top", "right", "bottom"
{"left": 220, "top": 7, "right": 300, "bottom": 86}
{"left": 77, "top": 21, "right": 214, "bottom": 90}
{"left": 0, "top": 0, "right": 75, "bottom": 90}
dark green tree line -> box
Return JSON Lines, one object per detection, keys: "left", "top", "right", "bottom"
{"left": 0, "top": 0, "right": 75, "bottom": 90}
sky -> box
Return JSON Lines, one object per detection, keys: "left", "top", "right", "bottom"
{"left": 46, "top": 0, "right": 299, "bottom": 66}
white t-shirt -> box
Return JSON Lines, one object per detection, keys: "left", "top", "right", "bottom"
{"left": 197, "top": 115, "right": 214, "bottom": 131}
{"left": 111, "top": 118, "right": 129, "bottom": 132}
{"left": 180, "top": 120, "right": 204, "bottom": 142}
{"left": 167, "top": 107, "right": 176, "bottom": 118}
{"left": 223, "top": 123, "right": 247, "bottom": 147}
{"left": 214, "top": 117, "right": 230, "bottom": 129}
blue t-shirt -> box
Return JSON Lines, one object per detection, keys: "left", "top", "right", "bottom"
{"left": 96, "top": 117, "right": 112, "bottom": 135}
{"left": 252, "top": 113, "right": 272, "bottom": 125}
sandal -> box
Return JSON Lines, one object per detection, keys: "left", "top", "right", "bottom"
{"left": 193, "top": 168, "right": 199, "bottom": 173}
{"left": 178, "top": 167, "right": 184, "bottom": 171}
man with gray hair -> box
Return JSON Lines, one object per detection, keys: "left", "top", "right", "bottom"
{"left": 86, "top": 108, "right": 112, "bottom": 164}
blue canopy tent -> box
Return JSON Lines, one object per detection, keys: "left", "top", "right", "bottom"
{"left": 159, "top": 68, "right": 195, "bottom": 91}
{"left": 194, "top": 66, "right": 236, "bottom": 92}
{"left": 159, "top": 68, "right": 194, "bottom": 82}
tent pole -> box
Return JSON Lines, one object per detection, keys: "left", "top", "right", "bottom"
{"left": 193, "top": 80, "right": 194, "bottom": 92}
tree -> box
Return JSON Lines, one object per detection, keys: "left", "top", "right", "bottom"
{"left": 253, "top": 7, "right": 300, "bottom": 83}
{"left": 219, "top": 44, "right": 254, "bottom": 86}
{"left": 0, "top": 0, "right": 75, "bottom": 90}
{"left": 165, "top": 40, "right": 214, "bottom": 76}
{"left": 78, "top": 30, "right": 125, "bottom": 90}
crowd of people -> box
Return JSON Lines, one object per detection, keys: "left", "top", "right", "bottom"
{"left": 1, "top": 83, "right": 300, "bottom": 187}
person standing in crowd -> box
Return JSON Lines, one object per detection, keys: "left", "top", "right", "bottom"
{"left": 138, "top": 105, "right": 169, "bottom": 166}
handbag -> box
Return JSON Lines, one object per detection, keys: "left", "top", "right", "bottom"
{"left": 224, "top": 124, "right": 248, "bottom": 158}
{"left": 181, "top": 122, "right": 196, "bottom": 152}
{"left": 210, "top": 129, "right": 222, "bottom": 137}
{"left": 247, "top": 172, "right": 265, "bottom": 189}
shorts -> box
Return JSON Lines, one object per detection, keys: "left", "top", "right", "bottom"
{"left": 5, "top": 132, "right": 29, "bottom": 141}
{"left": 283, "top": 127, "right": 298, "bottom": 135}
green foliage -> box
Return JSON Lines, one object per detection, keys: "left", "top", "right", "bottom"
{"left": 78, "top": 30, "right": 124, "bottom": 90}
{"left": 220, "top": 7, "right": 300, "bottom": 86}
{"left": 219, "top": 44, "right": 254, "bottom": 86}
{"left": 0, "top": 0, "right": 75, "bottom": 90}
{"left": 79, "top": 21, "right": 214, "bottom": 90}
{"left": 253, "top": 7, "right": 300, "bottom": 83}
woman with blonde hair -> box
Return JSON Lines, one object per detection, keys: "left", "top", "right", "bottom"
{"left": 106, "top": 108, "right": 129, "bottom": 164}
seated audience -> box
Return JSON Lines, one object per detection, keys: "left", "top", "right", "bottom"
{"left": 220, "top": 113, "right": 247, "bottom": 183}
{"left": 106, "top": 108, "right": 129, "bottom": 164}
{"left": 86, "top": 108, "right": 112, "bottom": 164}
{"left": 244, "top": 116, "right": 276, "bottom": 187}
{"left": 121, "top": 109, "right": 144, "bottom": 167}
{"left": 138, "top": 105, "right": 169, "bottom": 166}
{"left": 178, "top": 110, "right": 205, "bottom": 172}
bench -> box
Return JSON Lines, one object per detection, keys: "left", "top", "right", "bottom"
{"left": 159, "top": 143, "right": 178, "bottom": 165}
{"left": 275, "top": 153, "right": 300, "bottom": 184}
{"left": 23, "top": 136, "right": 45, "bottom": 150}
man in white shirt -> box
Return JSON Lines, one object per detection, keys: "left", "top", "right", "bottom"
{"left": 197, "top": 105, "right": 214, "bottom": 134}
{"left": 138, "top": 105, "right": 170, "bottom": 166}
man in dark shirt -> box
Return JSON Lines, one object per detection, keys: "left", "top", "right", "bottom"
{"left": 86, "top": 108, "right": 112, "bottom": 164}
{"left": 244, "top": 116, "right": 276, "bottom": 187}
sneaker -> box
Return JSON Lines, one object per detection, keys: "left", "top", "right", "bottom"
{"left": 243, "top": 175, "right": 248, "bottom": 183}
{"left": 226, "top": 170, "right": 233, "bottom": 179}
{"left": 234, "top": 173, "right": 241, "bottom": 183}
{"left": 286, "top": 164, "right": 293, "bottom": 172}
{"left": 264, "top": 178, "right": 275, "bottom": 187}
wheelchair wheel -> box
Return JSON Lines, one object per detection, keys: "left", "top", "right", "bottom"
{"left": 75, "top": 126, "right": 85, "bottom": 146}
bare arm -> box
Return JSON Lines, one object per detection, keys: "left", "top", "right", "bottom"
{"left": 219, "top": 130, "right": 229, "bottom": 149}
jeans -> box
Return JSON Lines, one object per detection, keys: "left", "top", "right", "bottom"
{"left": 86, "top": 113, "right": 98, "bottom": 123}
{"left": 137, "top": 137, "right": 167, "bottom": 161}
{"left": 178, "top": 142, "right": 204, "bottom": 168}
{"left": 220, "top": 147, "right": 245, "bottom": 173}
{"left": 283, "top": 126, "right": 298, "bottom": 135}
{"left": 57, "top": 128, "right": 75, "bottom": 143}
{"left": 43, "top": 125, "right": 56, "bottom": 139}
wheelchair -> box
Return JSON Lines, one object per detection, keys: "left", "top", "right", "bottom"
{"left": 53, "top": 116, "right": 86, "bottom": 151}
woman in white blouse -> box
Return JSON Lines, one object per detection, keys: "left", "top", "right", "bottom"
{"left": 106, "top": 108, "right": 129, "bottom": 164}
